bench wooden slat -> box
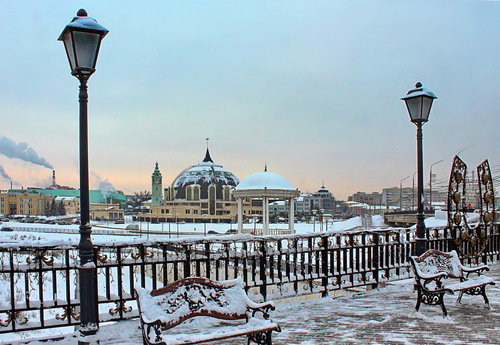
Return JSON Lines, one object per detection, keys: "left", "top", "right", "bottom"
{"left": 159, "top": 318, "right": 279, "bottom": 345}
{"left": 446, "top": 275, "right": 495, "bottom": 292}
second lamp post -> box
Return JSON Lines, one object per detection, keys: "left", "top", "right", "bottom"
{"left": 401, "top": 82, "right": 437, "bottom": 256}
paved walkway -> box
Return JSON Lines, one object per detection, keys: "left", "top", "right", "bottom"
{"left": 16, "top": 262, "right": 500, "bottom": 345}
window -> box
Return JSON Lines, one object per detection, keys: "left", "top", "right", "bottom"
{"left": 209, "top": 185, "right": 216, "bottom": 215}
{"left": 223, "top": 186, "right": 230, "bottom": 201}
{"left": 193, "top": 185, "right": 200, "bottom": 201}
{"left": 186, "top": 187, "right": 192, "bottom": 201}
{"left": 185, "top": 209, "right": 191, "bottom": 214}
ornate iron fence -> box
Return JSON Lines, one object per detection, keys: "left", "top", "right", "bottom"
{"left": 1, "top": 226, "right": 499, "bottom": 334}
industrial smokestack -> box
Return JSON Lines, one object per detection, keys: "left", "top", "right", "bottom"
{"left": 52, "top": 170, "right": 56, "bottom": 187}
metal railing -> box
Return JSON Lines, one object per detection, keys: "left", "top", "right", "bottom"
{"left": 0, "top": 225, "right": 498, "bottom": 334}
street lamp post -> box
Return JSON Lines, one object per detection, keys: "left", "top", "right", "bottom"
{"left": 324, "top": 214, "right": 331, "bottom": 232}
{"left": 429, "top": 160, "right": 444, "bottom": 211}
{"left": 59, "top": 9, "right": 108, "bottom": 336}
{"left": 320, "top": 209, "right": 325, "bottom": 232}
{"left": 312, "top": 209, "right": 317, "bottom": 232}
{"left": 176, "top": 213, "right": 180, "bottom": 238}
{"left": 399, "top": 175, "right": 410, "bottom": 210}
{"left": 166, "top": 214, "right": 172, "bottom": 238}
{"left": 412, "top": 171, "right": 417, "bottom": 210}
{"left": 203, "top": 214, "right": 208, "bottom": 236}
{"left": 402, "top": 82, "right": 437, "bottom": 256}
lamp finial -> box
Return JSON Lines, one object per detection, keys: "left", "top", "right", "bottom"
{"left": 77, "top": 9, "right": 88, "bottom": 17}
{"left": 415, "top": 82, "right": 422, "bottom": 88}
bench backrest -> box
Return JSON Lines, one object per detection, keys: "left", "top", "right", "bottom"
{"left": 136, "top": 277, "right": 251, "bottom": 330}
{"left": 411, "top": 250, "right": 463, "bottom": 279}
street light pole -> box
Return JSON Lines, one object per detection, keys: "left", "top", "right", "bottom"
{"left": 59, "top": 9, "right": 108, "bottom": 337}
{"left": 402, "top": 82, "right": 437, "bottom": 256}
{"left": 400, "top": 176, "right": 410, "bottom": 210}
{"left": 429, "top": 160, "right": 444, "bottom": 211}
{"left": 412, "top": 171, "right": 417, "bottom": 211}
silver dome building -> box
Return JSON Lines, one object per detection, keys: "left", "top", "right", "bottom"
{"left": 149, "top": 149, "right": 241, "bottom": 223}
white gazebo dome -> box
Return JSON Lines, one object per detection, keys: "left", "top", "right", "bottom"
{"left": 233, "top": 170, "right": 300, "bottom": 235}
{"left": 236, "top": 171, "right": 296, "bottom": 191}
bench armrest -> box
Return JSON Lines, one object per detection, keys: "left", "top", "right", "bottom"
{"left": 462, "top": 265, "right": 489, "bottom": 273}
{"left": 462, "top": 265, "right": 489, "bottom": 279}
{"left": 247, "top": 302, "right": 276, "bottom": 319}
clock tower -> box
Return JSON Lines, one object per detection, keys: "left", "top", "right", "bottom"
{"left": 151, "top": 162, "right": 163, "bottom": 206}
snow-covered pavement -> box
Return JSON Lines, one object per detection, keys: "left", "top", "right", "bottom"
{"left": 15, "top": 261, "right": 499, "bottom": 345}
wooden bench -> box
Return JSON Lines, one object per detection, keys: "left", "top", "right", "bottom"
{"left": 409, "top": 249, "right": 495, "bottom": 317}
{"left": 135, "top": 277, "right": 281, "bottom": 345}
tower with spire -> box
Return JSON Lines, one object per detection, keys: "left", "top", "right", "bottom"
{"left": 152, "top": 162, "right": 163, "bottom": 206}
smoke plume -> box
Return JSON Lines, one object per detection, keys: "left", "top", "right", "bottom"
{"left": 0, "top": 165, "right": 20, "bottom": 186}
{"left": 0, "top": 136, "right": 53, "bottom": 169}
{"left": 91, "top": 172, "right": 117, "bottom": 197}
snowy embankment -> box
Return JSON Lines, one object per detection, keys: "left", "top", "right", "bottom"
{"left": 0, "top": 212, "right": 470, "bottom": 248}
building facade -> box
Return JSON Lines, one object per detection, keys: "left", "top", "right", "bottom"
{"left": 90, "top": 204, "right": 124, "bottom": 221}
{"left": 0, "top": 190, "right": 53, "bottom": 216}
{"left": 348, "top": 191, "right": 382, "bottom": 206}
{"left": 144, "top": 149, "right": 249, "bottom": 223}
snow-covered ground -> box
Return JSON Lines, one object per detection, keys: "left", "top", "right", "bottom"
{"left": 0, "top": 214, "right": 500, "bottom": 345}
{"left": 10, "top": 260, "right": 500, "bottom": 345}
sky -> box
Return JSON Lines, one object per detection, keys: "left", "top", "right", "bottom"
{"left": 0, "top": 0, "right": 498, "bottom": 200}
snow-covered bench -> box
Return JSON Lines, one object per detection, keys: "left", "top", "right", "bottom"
{"left": 135, "top": 277, "right": 281, "bottom": 345}
{"left": 409, "top": 249, "right": 495, "bottom": 317}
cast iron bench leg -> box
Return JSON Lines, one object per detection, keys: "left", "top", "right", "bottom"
{"left": 247, "top": 330, "right": 273, "bottom": 345}
{"left": 439, "top": 294, "right": 448, "bottom": 317}
{"left": 481, "top": 286, "right": 491, "bottom": 309}
{"left": 414, "top": 289, "right": 422, "bottom": 312}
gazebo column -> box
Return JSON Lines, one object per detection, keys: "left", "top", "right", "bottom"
{"left": 288, "top": 197, "right": 295, "bottom": 234}
{"left": 263, "top": 196, "right": 269, "bottom": 235}
{"left": 237, "top": 197, "right": 243, "bottom": 234}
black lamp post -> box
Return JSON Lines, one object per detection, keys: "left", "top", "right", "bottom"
{"left": 59, "top": 9, "right": 108, "bottom": 335}
{"left": 402, "top": 82, "right": 437, "bottom": 256}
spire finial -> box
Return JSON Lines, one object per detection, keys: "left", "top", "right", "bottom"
{"left": 264, "top": 162, "right": 268, "bottom": 172}
{"left": 203, "top": 138, "right": 214, "bottom": 163}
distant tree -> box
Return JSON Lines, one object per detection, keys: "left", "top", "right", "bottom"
{"left": 130, "top": 191, "right": 152, "bottom": 208}
{"left": 49, "top": 200, "right": 57, "bottom": 217}
{"left": 57, "top": 202, "right": 66, "bottom": 216}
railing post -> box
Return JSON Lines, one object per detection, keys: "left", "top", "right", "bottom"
{"left": 184, "top": 244, "right": 191, "bottom": 278}
{"left": 259, "top": 240, "right": 267, "bottom": 301}
{"left": 373, "top": 233, "right": 380, "bottom": 288}
{"left": 321, "top": 235, "right": 329, "bottom": 297}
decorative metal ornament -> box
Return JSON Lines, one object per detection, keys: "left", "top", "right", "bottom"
{"left": 447, "top": 156, "right": 495, "bottom": 258}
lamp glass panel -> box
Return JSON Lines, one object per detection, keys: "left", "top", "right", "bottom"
{"left": 73, "top": 31, "right": 100, "bottom": 70}
{"left": 62, "top": 33, "right": 77, "bottom": 72}
{"left": 405, "top": 97, "right": 423, "bottom": 121}
{"left": 421, "top": 97, "right": 434, "bottom": 121}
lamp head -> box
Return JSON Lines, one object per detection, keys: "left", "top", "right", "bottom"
{"left": 401, "top": 82, "right": 437, "bottom": 124}
{"left": 59, "top": 9, "right": 109, "bottom": 79}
